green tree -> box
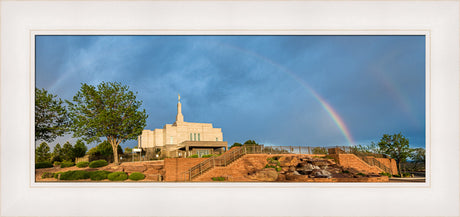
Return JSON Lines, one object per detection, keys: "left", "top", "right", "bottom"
{"left": 243, "top": 140, "right": 258, "bottom": 145}
{"left": 73, "top": 139, "right": 87, "bottom": 158}
{"left": 229, "top": 142, "right": 242, "bottom": 149}
{"left": 35, "top": 142, "right": 51, "bottom": 162}
{"left": 88, "top": 140, "right": 123, "bottom": 162}
{"left": 124, "top": 147, "right": 133, "bottom": 153}
{"left": 352, "top": 142, "right": 384, "bottom": 156}
{"left": 312, "top": 147, "right": 328, "bottom": 155}
{"left": 67, "top": 82, "right": 147, "bottom": 165}
{"left": 35, "top": 88, "right": 69, "bottom": 142}
{"left": 61, "top": 141, "right": 74, "bottom": 162}
{"left": 410, "top": 147, "right": 425, "bottom": 171}
{"left": 378, "top": 133, "right": 412, "bottom": 175}
{"left": 51, "top": 143, "right": 62, "bottom": 162}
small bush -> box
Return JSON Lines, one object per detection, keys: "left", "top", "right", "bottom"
{"left": 41, "top": 172, "right": 55, "bottom": 179}
{"left": 59, "top": 170, "right": 90, "bottom": 180}
{"left": 321, "top": 155, "right": 335, "bottom": 159}
{"left": 402, "top": 172, "right": 411, "bottom": 178}
{"left": 76, "top": 161, "right": 89, "bottom": 168}
{"left": 128, "top": 172, "right": 145, "bottom": 181}
{"left": 188, "top": 154, "right": 198, "bottom": 158}
{"left": 212, "top": 177, "right": 226, "bottom": 181}
{"left": 107, "top": 172, "right": 128, "bottom": 181}
{"left": 201, "top": 154, "right": 214, "bottom": 158}
{"left": 356, "top": 173, "right": 366, "bottom": 176}
{"left": 380, "top": 172, "right": 392, "bottom": 178}
{"left": 60, "top": 160, "right": 75, "bottom": 168}
{"left": 89, "top": 160, "right": 108, "bottom": 168}
{"left": 53, "top": 161, "right": 61, "bottom": 166}
{"left": 35, "top": 162, "right": 53, "bottom": 169}
{"left": 54, "top": 172, "right": 63, "bottom": 179}
{"left": 342, "top": 170, "right": 350, "bottom": 174}
{"left": 89, "top": 170, "right": 111, "bottom": 181}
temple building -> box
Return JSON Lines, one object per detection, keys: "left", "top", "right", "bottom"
{"left": 138, "top": 95, "right": 228, "bottom": 158}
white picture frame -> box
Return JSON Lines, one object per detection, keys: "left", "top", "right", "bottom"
{"left": 1, "top": 0, "right": 459, "bottom": 216}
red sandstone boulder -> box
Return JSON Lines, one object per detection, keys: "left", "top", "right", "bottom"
{"left": 145, "top": 174, "right": 162, "bottom": 181}
{"left": 250, "top": 168, "right": 279, "bottom": 181}
{"left": 278, "top": 156, "right": 299, "bottom": 167}
{"left": 311, "top": 159, "right": 330, "bottom": 167}
{"left": 144, "top": 168, "right": 161, "bottom": 175}
{"left": 276, "top": 174, "right": 287, "bottom": 181}
{"left": 104, "top": 165, "right": 124, "bottom": 172}
{"left": 145, "top": 164, "right": 164, "bottom": 170}
{"left": 123, "top": 165, "right": 146, "bottom": 173}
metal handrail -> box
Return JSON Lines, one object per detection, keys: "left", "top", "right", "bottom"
{"left": 180, "top": 145, "right": 394, "bottom": 181}
{"left": 358, "top": 154, "right": 392, "bottom": 174}
{"left": 182, "top": 147, "right": 247, "bottom": 181}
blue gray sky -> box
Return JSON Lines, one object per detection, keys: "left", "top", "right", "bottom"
{"left": 35, "top": 35, "right": 426, "bottom": 149}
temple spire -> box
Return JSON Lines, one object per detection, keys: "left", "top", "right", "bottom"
{"left": 176, "top": 94, "right": 184, "bottom": 123}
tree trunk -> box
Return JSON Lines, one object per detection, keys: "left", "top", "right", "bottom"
{"left": 112, "top": 144, "right": 119, "bottom": 165}
{"left": 398, "top": 160, "right": 401, "bottom": 176}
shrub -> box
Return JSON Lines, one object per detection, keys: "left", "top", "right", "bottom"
{"left": 76, "top": 161, "right": 89, "bottom": 168}
{"left": 89, "top": 159, "right": 108, "bottom": 168}
{"left": 60, "top": 160, "right": 75, "bottom": 168}
{"left": 380, "top": 172, "right": 392, "bottom": 178}
{"left": 402, "top": 172, "right": 411, "bottom": 178}
{"left": 89, "top": 170, "right": 111, "bottom": 181}
{"left": 54, "top": 172, "right": 63, "bottom": 179}
{"left": 59, "top": 170, "right": 90, "bottom": 180}
{"left": 342, "top": 170, "right": 350, "bottom": 174}
{"left": 188, "top": 154, "right": 198, "bottom": 158}
{"left": 53, "top": 161, "right": 61, "bottom": 166}
{"left": 41, "top": 172, "right": 55, "bottom": 179}
{"left": 356, "top": 173, "right": 366, "bottom": 176}
{"left": 212, "top": 177, "right": 226, "bottom": 181}
{"left": 128, "top": 172, "right": 145, "bottom": 181}
{"left": 107, "top": 172, "right": 128, "bottom": 181}
{"left": 201, "top": 154, "right": 214, "bottom": 158}
{"left": 35, "top": 162, "right": 53, "bottom": 169}
{"left": 321, "top": 155, "right": 334, "bottom": 159}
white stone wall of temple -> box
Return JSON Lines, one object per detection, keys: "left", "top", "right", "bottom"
{"left": 154, "top": 129, "right": 164, "bottom": 147}
{"left": 138, "top": 96, "right": 225, "bottom": 149}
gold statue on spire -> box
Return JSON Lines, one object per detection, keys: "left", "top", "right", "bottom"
{"left": 178, "top": 94, "right": 181, "bottom": 102}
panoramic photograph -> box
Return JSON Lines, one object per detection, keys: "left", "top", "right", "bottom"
{"left": 34, "top": 35, "right": 426, "bottom": 183}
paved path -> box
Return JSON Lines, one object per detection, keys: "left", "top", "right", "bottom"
{"left": 389, "top": 177, "right": 426, "bottom": 182}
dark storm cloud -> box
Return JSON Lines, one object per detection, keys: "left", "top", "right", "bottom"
{"left": 35, "top": 35, "right": 426, "bottom": 149}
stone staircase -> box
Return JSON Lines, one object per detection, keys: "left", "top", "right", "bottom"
{"left": 181, "top": 147, "right": 247, "bottom": 181}
{"left": 193, "top": 154, "right": 270, "bottom": 182}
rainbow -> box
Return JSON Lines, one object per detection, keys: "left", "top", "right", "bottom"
{"left": 215, "top": 42, "right": 355, "bottom": 146}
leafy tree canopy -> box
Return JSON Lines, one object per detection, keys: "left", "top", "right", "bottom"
{"left": 35, "top": 88, "right": 69, "bottom": 142}
{"left": 73, "top": 139, "right": 87, "bottom": 158}
{"left": 124, "top": 147, "right": 133, "bottom": 153}
{"left": 378, "top": 133, "right": 411, "bottom": 175}
{"left": 67, "top": 82, "right": 147, "bottom": 164}
{"left": 411, "top": 147, "right": 425, "bottom": 163}
{"left": 35, "top": 142, "right": 51, "bottom": 163}
{"left": 61, "top": 141, "right": 74, "bottom": 162}
{"left": 88, "top": 140, "right": 123, "bottom": 159}
{"left": 51, "top": 143, "right": 62, "bottom": 162}
{"left": 229, "top": 142, "right": 242, "bottom": 149}
{"left": 243, "top": 140, "right": 258, "bottom": 145}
